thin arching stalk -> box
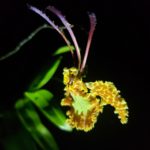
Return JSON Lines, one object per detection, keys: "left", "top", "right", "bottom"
{"left": 28, "top": 5, "right": 74, "bottom": 57}
{"left": 80, "top": 13, "right": 97, "bottom": 73}
{"left": 47, "top": 6, "right": 82, "bottom": 69}
{"left": 0, "top": 24, "right": 50, "bottom": 61}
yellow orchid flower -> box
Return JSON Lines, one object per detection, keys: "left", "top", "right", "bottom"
{"left": 29, "top": 5, "right": 129, "bottom": 132}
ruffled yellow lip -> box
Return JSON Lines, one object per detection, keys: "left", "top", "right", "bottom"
{"left": 61, "top": 93, "right": 103, "bottom": 132}
{"left": 61, "top": 67, "right": 129, "bottom": 132}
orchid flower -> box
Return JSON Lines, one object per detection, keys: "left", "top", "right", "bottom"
{"left": 29, "top": 5, "right": 129, "bottom": 132}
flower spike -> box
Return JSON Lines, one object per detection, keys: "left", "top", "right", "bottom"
{"left": 80, "top": 13, "right": 97, "bottom": 73}
{"left": 28, "top": 5, "right": 74, "bottom": 56}
{"left": 47, "top": 6, "right": 81, "bottom": 69}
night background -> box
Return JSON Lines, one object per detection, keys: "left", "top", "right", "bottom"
{"left": 0, "top": 0, "right": 149, "bottom": 150}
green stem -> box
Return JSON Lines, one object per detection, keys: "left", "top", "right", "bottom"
{"left": 0, "top": 24, "right": 51, "bottom": 61}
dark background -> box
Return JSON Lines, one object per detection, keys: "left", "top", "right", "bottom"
{"left": 0, "top": 0, "right": 149, "bottom": 150}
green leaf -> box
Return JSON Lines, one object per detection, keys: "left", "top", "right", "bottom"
{"left": 25, "top": 89, "right": 53, "bottom": 108}
{"left": 25, "top": 90, "right": 72, "bottom": 132}
{"left": 29, "top": 57, "right": 62, "bottom": 91}
{"left": 53, "top": 45, "right": 74, "bottom": 56}
{"left": 15, "top": 99, "right": 59, "bottom": 150}
{"left": 3, "top": 128, "right": 37, "bottom": 150}
{"left": 42, "top": 106, "right": 72, "bottom": 131}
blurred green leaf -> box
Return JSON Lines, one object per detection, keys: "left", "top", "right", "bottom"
{"left": 15, "top": 99, "right": 59, "bottom": 150}
{"left": 25, "top": 89, "right": 53, "bottom": 108}
{"left": 3, "top": 128, "right": 37, "bottom": 150}
{"left": 15, "top": 98, "right": 28, "bottom": 109}
{"left": 53, "top": 45, "right": 74, "bottom": 56}
{"left": 25, "top": 90, "right": 72, "bottom": 132}
{"left": 29, "top": 57, "right": 62, "bottom": 91}
{"left": 46, "top": 107, "right": 72, "bottom": 131}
